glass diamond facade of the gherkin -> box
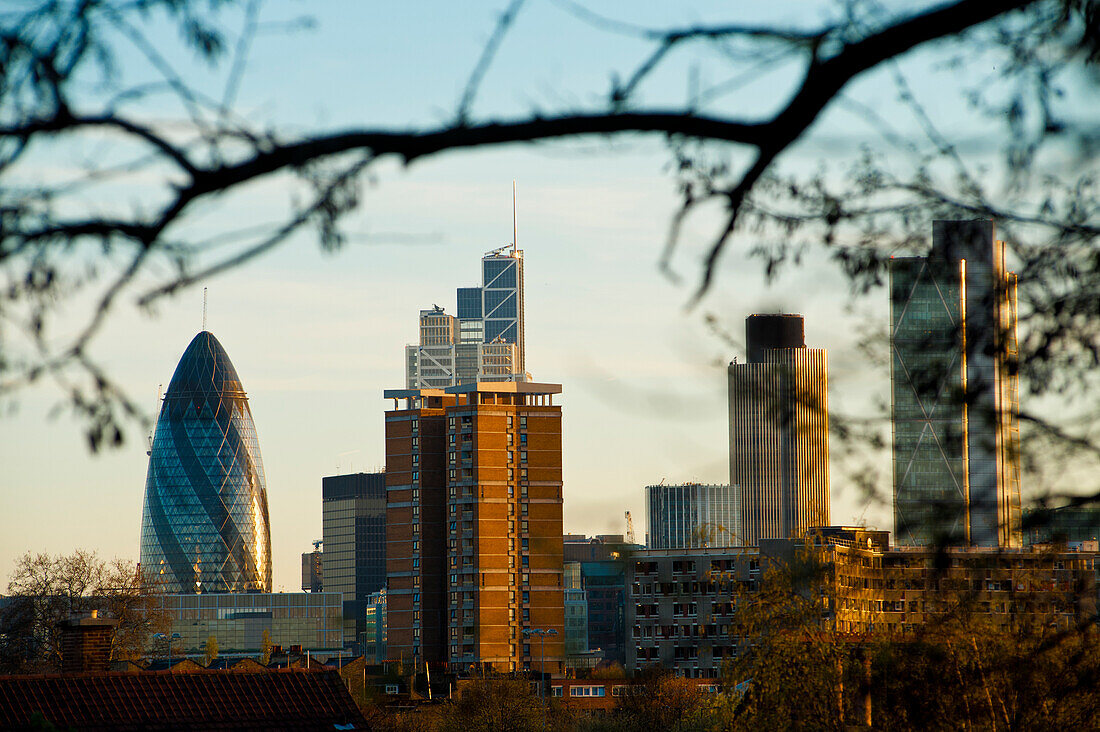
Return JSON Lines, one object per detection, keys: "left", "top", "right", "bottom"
{"left": 139, "top": 331, "right": 272, "bottom": 593}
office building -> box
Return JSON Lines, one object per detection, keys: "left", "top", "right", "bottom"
{"left": 363, "top": 589, "right": 387, "bottom": 663}
{"left": 322, "top": 472, "right": 386, "bottom": 650}
{"left": 152, "top": 591, "right": 344, "bottom": 659}
{"left": 625, "top": 528, "right": 1095, "bottom": 677}
{"left": 646, "top": 483, "right": 741, "bottom": 549}
{"left": 562, "top": 534, "right": 641, "bottom": 665}
{"left": 1023, "top": 504, "right": 1100, "bottom": 547}
{"left": 563, "top": 588, "right": 588, "bottom": 658}
{"left": 139, "top": 331, "right": 272, "bottom": 594}
{"left": 728, "top": 314, "right": 830, "bottom": 545}
{"left": 891, "top": 220, "right": 1022, "bottom": 547}
{"left": 384, "top": 382, "right": 564, "bottom": 674}
{"left": 301, "top": 546, "right": 323, "bottom": 593}
{"left": 405, "top": 246, "right": 527, "bottom": 388}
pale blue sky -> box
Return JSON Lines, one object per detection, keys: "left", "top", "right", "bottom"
{"left": 2, "top": 1, "right": 1073, "bottom": 591}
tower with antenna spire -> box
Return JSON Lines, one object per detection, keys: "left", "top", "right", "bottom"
{"left": 404, "top": 184, "right": 528, "bottom": 388}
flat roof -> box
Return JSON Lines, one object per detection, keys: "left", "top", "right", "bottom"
{"left": 445, "top": 381, "right": 561, "bottom": 395}
{"left": 382, "top": 388, "right": 447, "bottom": 399}
{"left": 384, "top": 382, "right": 561, "bottom": 398}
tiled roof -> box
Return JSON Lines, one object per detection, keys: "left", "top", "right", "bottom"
{"left": 0, "top": 669, "right": 368, "bottom": 731}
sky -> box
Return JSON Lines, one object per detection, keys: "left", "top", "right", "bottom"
{"left": 1, "top": 1, "right": 1072, "bottom": 592}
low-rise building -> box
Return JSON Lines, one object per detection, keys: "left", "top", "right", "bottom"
{"left": 626, "top": 528, "right": 1098, "bottom": 677}
{"left": 363, "top": 589, "right": 387, "bottom": 663}
{"left": 153, "top": 592, "right": 344, "bottom": 661}
{"left": 563, "top": 587, "right": 588, "bottom": 658}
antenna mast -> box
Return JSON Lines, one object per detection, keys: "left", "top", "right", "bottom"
{"left": 511, "top": 180, "right": 517, "bottom": 254}
{"left": 202, "top": 287, "right": 208, "bottom": 331}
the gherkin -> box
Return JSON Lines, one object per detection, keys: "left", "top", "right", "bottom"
{"left": 139, "top": 331, "right": 272, "bottom": 593}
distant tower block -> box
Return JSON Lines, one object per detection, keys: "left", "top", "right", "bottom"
{"left": 729, "top": 314, "right": 830, "bottom": 544}
{"left": 890, "top": 220, "right": 1022, "bottom": 548}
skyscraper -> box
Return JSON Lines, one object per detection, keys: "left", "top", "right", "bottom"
{"left": 384, "top": 382, "right": 564, "bottom": 673}
{"left": 728, "top": 314, "right": 830, "bottom": 545}
{"left": 646, "top": 483, "right": 741, "bottom": 549}
{"left": 891, "top": 219, "right": 1022, "bottom": 547}
{"left": 322, "top": 472, "right": 386, "bottom": 650}
{"left": 405, "top": 246, "right": 527, "bottom": 388}
{"left": 140, "top": 331, "right": 272, "bottom": 593}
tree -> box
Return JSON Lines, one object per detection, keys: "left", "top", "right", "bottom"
{"left": 0, "top": 550, "right": 165, "bottom": 672}
{"left": 438, "top": 679, "right": 546, "bottom": 732}
{"left": 1, "top": 0, "right": 1096, "bottom": 471}
{"left": 259, "top": 628, "right": 272, "bottom": 665}
{"left": 599, "top": 672, "right": 713, "bottom": 732}
{"left": 203, "top": 634, "right": 219, "bottom": 666}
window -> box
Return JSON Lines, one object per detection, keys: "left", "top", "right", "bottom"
{"left": 520, "top": 416, "right": 527, "bottom": 428}
{"left": 552, "top": 686, "right": 563, "bottom": 697}
{"left": 520, "top": 434, "right": 527, "bottom": 445}
{"left": 520, "top": 451, "right": 527, "bottom": 463}
{"left": 412, "top": 471, "right": 419, "bottom": 481}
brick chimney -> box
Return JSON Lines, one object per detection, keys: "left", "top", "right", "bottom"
{"left": 60, "top": 610, "right": 119, "bottom": 674}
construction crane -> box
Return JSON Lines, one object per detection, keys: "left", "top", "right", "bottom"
{"left": 624, "top": 511, "right": 636, "bottom": 544}
{"left": 312, "top": 539, "right": 322, "bottom": 552}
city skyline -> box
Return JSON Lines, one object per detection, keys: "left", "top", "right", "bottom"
{"left": 3, "top": 1, "right": 1086, "bottom": 594}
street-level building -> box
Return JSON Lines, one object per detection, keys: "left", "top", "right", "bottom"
{"left": 153, "top": 591, "right": 344, "bottom": 660}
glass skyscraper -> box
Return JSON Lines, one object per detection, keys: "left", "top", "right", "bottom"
{"left": 404, "top": 246, "right": 527, "bottom": 388}
{"left": 890, "top": 220, "right": 1021, "bottom": 547}
{"left": 140, "top": 331, "right": 272, "bottom": 593}
{"left": 646, "top": 483, "right": 741, "bottom": 549}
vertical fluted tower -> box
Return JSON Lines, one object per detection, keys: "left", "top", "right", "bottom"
{"left": 729, "top": 315, "right": 830, "bottom": 545}
{"left": 139, "top": 331, "right": 272, "bottom": 593}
